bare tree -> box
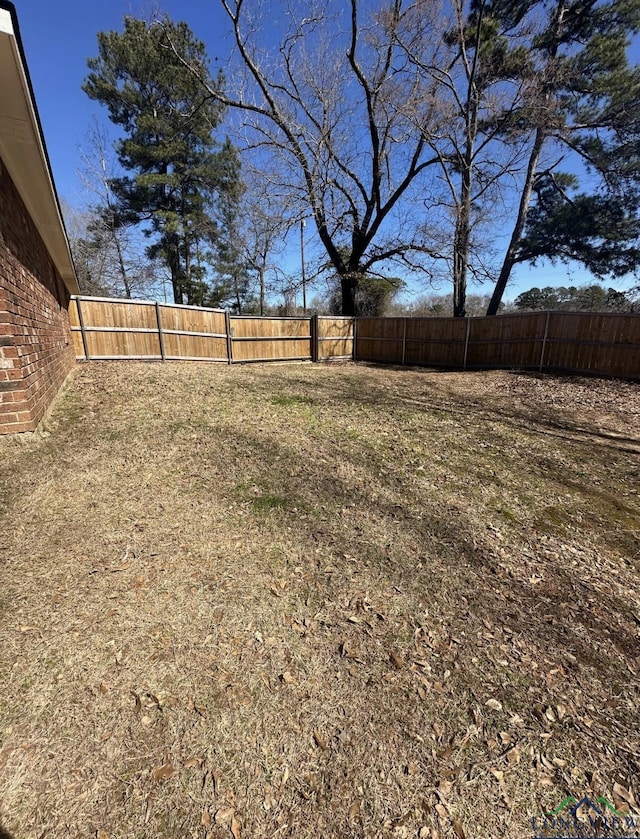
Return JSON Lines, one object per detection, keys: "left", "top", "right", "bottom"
{"left": 239, "top": 168, "right": 293, "bottom": 314}
{"left": 393, "top": 0, "right": 535, "bottom": 315}
{"left": 163, "top": 0, "right": 449, "bottom": 315}
{"left": 77, "top": 120, "right": 159, "bottom": 299}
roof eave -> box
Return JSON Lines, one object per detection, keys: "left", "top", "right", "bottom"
{"left": 0, "top": 1, "right": 79, "bottom": 294}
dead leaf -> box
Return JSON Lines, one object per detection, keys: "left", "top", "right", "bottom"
{"left": 99, "top": 682, "right": 109, "bottom": 694}
{"left": 231, "top": 815, "right": 241, "bottom": 839}
{"left": 313, "top": 729, "right": 328, "bottom": 750}
{"left": 485, "top": 698, "right": 502, "bottom": 712}
{"left": 281, "top": 765, "right": 290, "bottom": 788}
{"left": 390, "top": 651, "right": 404, "bottom": 670}
{"left": 348, "top": 799, "right": 362, "bottom": 820}
{"left": 96, "top": 831, "right": 110, "bottom": 839}
{"left": 435, "top": 803, "right": 449, "bottom": 821}
{"left": 613, "top": 782, "right": 636, "bottom": 806}
{"left": 130, "top": 690, "right": 141, "bottom": 714}
{"left": 184, "top": 757, "right": 202, "bottom": 769}
{"left": 215, "top": 807, "right": 235, "bottom": 825}
{"left": 451, "top": 816, "right": 466, "bottom": 839}
{"left": 211, "top": 769, "right": 221, "bottom": 794}
{"left": 506, "top": 745, "right": 521, "bottom": 765}
{"left": 146, "top": 692, "right": 162, "bottom": 709}
{"left": 151, "top": 762, "right": 176, "bottom": 781}
{"left": 201, "top": 810, "right": 212, "bottom": 827}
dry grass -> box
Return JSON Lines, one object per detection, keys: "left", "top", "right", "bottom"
{"left": 0, "top": 361, "right": 639, "bottom": 839}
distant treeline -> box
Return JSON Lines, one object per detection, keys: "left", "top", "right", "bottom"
{"left": 379, "top": 285, "right": 638, "bottom": 318}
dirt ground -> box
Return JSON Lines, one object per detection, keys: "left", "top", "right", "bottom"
{"left": 0, "top": 361, "right": 639, "bottom": 839}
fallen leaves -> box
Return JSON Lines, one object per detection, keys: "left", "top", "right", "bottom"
{"left": 150, "top": 762, "right": 176, "bottom": 782}
{"left": 3, "top": 364, "right": 640, "bottom": 839}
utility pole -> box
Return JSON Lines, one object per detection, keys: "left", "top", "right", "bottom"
{"left": 301, "top": 218, "right": 307, "bottom": 314}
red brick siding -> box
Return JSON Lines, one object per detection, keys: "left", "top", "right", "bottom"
{"left": 0, "top": 156, "right": 75, "bottom": 434}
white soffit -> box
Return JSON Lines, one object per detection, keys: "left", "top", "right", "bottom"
{"left": 0, "top": 4, "right": 78, "bottom": 293}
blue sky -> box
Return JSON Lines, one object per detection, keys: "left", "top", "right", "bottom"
{"left": 19, "top": 0, "right": 232, "bottom": 205}
{"left": 14, "top": 0, "right": 640, "bottom": 304}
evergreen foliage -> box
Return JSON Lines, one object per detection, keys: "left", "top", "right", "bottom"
{"left": 83, "top": 16, "right": 240, "bottom": 304}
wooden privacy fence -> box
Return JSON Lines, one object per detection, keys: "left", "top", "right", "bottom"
{"left": 70, "top": 297, "right": 640, "bottom": 379}
{"left": 356, "top": 311, "right": 640, "bottom": 379}
{"left": 69, "top": 297, "right": 355, "bottom": 364}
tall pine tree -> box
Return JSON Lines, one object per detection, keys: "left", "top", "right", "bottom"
{"left": 83, "top": 16, "right": 240, "bottom": 304}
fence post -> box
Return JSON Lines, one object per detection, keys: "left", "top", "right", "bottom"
{"left": 462, "top": 317, "right": 471, "bottom": 370}
{"left": 311, "top": 314, "right": 319, "bottom": 362}
{"left": 76, "top": 297, "right": 90, "bottom": 361}
{"left": 225, "top": 310, "right": 234, "bottom": 364}
{"left": 352, "top": 317, "right": 357, "bottom": 361}
{"left": 539, "top": 311, "right": 551, "bottom": 372}
{"left": 401, "top": 317, "right": 407, "bottom": 365}
{"left": 155, "top": 302, "right": 166, "bottom": 361}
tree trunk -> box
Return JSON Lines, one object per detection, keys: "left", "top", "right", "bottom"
{"left": 453, "top": 136, "right": 474, "bottom": 318}
{"left": 340, "top": 273, "right": 356, "bottom": 316}
{"left": 168, "top": 235, "right": 182, "bottom": 304}
{"left": 234, "top": 272, "right": 242, "bottom": 314}
{"left": 486, "top": 129, "right": 545, "bottom": 315}
{"left": 452, "top": 187, "right": 470, "bottom": 318}
{"left": 487, "top": 1, "right": 566, "bottom": 316}
{"left": 112, "top": 228, "right": 131, "bottom": 298}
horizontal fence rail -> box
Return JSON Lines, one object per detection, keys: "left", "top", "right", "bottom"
{"left": 70, "top": 297, "right": 639, "bottom": 379}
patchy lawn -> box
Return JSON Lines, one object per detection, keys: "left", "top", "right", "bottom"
{"left": 0, "top": 361, "right": 639, "bottom": 839}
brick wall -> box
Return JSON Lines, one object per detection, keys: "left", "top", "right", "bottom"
{"left": 0, "top": 156, "right": 75, "bottom": 434}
